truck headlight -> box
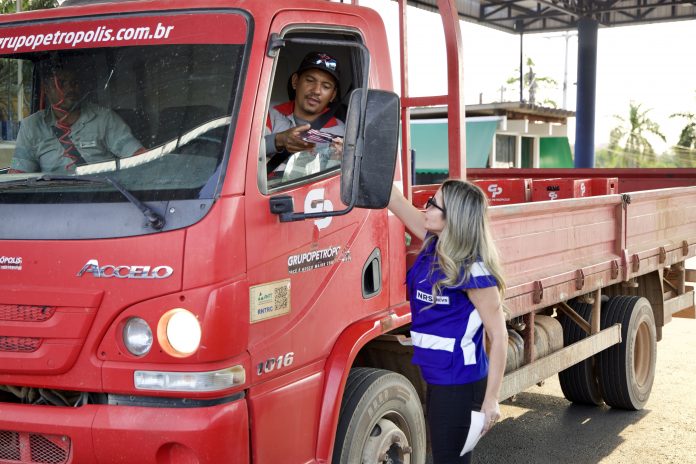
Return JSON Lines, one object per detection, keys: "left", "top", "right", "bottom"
{"left": 158, "top": 308, "right": 201, "bottom": 357}
{"left": 123, "top": 317, "right": 153, "bottom": 356}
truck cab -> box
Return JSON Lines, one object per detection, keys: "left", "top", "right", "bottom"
{"left": 0, "top": 1, "right": 404, "bottom": 463}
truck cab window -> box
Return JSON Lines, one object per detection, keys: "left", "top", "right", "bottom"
{"left": 262, "top": 33, "right": 361, "bottom": 191}
{"left": 0, "top": 45, "right": 244, "bottom": 202}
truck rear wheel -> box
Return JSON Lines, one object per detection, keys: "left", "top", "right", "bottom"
{"left": 598, "top": 296, "right": 657, "bottom": 410}
{"left": 558, "top": 300, "right": 604, "bottom": 406}
{"left": 332, "top": 367, "right": 426, "bottom": 464}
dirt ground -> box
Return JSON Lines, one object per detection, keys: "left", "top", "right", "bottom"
{"left": 475, "top": 316, "right": 696, "bottom": 464}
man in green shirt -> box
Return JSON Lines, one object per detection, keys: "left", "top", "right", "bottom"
{"left": 9, "top": 59, "right": 143, "bottom": 173}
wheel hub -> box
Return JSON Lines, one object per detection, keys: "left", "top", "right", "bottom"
{"left": 362, "top": 418, "right": 412, "bottom": 464}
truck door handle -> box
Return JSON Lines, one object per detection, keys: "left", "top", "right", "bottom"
{"left": 362, "top": 248, "right": 382, "bottom": 298}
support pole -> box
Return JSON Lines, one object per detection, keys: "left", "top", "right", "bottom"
{"left": 519, "top": 28, "right": 524, "bottom": 103}
{"left": 398, "top": 0, "right": 413, "bottom": 197}
{"left": 437, "top": 0, "right": 466, "bottom": 180}
{"left": 574, "top": 18, "right": 598, "bottom": 168}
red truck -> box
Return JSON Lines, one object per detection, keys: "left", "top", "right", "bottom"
{"left": 0, "top": 1, "right": 694, "bottom": 463}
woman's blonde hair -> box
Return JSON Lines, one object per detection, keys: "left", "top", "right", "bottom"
{"left": 422, "top": 179, "right": 506, "bottom": 300}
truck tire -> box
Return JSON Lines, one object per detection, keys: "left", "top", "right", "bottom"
{"left": 598, "top": 296, "right": 657, "bottom": 410}
{"left": 332, "top": 367, "right": 426, "bottom": 464}
{"left": 558, "top": 301, "right": 604, "bottom": 406}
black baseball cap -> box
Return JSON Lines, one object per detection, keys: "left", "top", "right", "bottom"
{"left": 296, "top": 52, "right": 340, "bottom": 84}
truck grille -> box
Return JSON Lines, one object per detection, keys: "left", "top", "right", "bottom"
{"left": 0, "top": 430, "right": 70, "bottom": 464}
{"left": 0, "top": 305, "right": 48, "bottom": 353}
{"left": 0, "top": 305, "right": 56, "bottom": 323}
{"left": 0, "top": 295, "right": 98, "bottom": 375}
{"left": 0, "top": 337, "right": 41, "bottom": 353}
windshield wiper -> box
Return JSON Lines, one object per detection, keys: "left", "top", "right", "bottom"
{"left": 3, "top": 174, "right": 165, "bottom": 230}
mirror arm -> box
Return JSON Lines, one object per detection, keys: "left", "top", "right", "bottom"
{"left": 278, "top": 206, "right": 355, "bottom": 223}
{"left": 270, "top": 185, "right": 357, "bottom": 222}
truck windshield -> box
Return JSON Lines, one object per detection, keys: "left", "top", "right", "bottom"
{"left": 0, "top": 42, "right": 244, "bottom": 202}
{"left": 0, "top": 12, "right": 248, "bottom": 238}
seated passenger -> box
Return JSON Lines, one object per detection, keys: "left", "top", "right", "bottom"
{"left": 265, "top": 51, "right": 344, "bottom": 179}
{"left": 9, "top": 59, "right": 144, "bottom": 173}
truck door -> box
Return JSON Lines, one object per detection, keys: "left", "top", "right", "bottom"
{"left": 243, "top": 12, "right": 391, "bottom": 463}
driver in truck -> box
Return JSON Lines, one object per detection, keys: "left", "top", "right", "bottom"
{"left": 9, "top": 57, "right": 144, "bottom": 174}
{"left": 264, "top": 51, "right": 345, "bottom": 179}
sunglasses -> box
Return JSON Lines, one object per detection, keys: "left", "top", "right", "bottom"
{"left": 312, "top": 54, "right": 337, "bottom": 71}
{"left": 425, "top": 196, "right": 446, "bottom": 215}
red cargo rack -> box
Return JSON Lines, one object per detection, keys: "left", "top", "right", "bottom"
{"left": 531, "top": 178, "right": 592, "bottom": 201}
{"left": 473, "top": 178, "right": 531, "bottom": 205}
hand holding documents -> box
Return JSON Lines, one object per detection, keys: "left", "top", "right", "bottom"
{"left": 299, "top": 129, "right": 340, "bottom": 144}
{"left": 460, "top": 410, "right": 486, "bottom": 456}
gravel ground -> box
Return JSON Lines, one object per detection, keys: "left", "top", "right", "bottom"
{"left": 475, "top": 316, "right": 696, "bottom": 464}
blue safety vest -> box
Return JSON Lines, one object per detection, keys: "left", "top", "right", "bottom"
{"left": 407, "top": 237, "right": 498, "bottom": 385}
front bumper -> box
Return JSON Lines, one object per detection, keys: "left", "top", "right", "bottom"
{"left": 0, "top": 394, "right": 249, "bottom": 464}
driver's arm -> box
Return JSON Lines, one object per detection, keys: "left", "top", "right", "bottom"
{"left": 103, "top": 110, "right": 144, "bottom": 158}
{"left": 264, "top": 124, "right": 315, "bottom": 157}
{"left": 9, "top": 119, "right": 40, "bottom": 173}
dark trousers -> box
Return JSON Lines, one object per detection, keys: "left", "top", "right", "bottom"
{"left": 427, "top": 377, "right": 488, "bottom": 464}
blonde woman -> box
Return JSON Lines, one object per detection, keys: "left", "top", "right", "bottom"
{"left": 388, "top": 180, "right": 507, "bottom": 464}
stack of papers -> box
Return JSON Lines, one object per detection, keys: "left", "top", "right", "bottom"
{"left": 300, "top": 129, "right": 338, "bottom": 143}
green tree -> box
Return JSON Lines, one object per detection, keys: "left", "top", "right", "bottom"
{"left": 0, "top": 0, "right": 57, "bottom": 13}
{"left": 506, "top": 57, "right": 558, "bottom": 107}
{"left": 608, "top": 102, "right": 666, "bottom": 167}
{"left": 0, "top": 0, "right": 57, "bottom": 133}
{"left": 670, "top": 110, "right": 696, "bottom": 167}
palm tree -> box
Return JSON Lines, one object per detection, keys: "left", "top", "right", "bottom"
{"left": 0, "top": 0, "right": 57, "bottom": 133}
{"left": 670, "top": 110, "right": 696, "bottom": 167}
{"left": 506, "top": 57, "right": 558, "bottom": 107}
{"left": 608, "top": 102, "right": 666, "bottom": 167}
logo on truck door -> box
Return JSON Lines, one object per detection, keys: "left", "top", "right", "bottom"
{"left": 487, "top": 184, "right": 503, "bottom": 198}
{"left": 287, "top": 246, "right": 341, "bottom": 274}
{"left": 305, "top": 188, "right": 333, "bottom": 230}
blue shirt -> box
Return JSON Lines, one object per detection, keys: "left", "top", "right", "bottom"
{"left": 407, "top": 237, "right": 498, "bottom": 385}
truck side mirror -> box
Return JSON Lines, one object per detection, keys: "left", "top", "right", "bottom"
{"left": 341, "top": 89, "right": 399, "bottom": 209}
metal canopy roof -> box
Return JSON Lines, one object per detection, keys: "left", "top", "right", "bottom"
{"left": 402, "top": 0, "right": 696, "bottom": 33}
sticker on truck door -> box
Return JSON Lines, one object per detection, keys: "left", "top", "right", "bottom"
{"left": 249, "top": 279, "right": 291, "bottom": 323}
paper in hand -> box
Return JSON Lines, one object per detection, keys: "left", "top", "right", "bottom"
{"left": 460, "top": 410, "right": 485, "bottom": 456}
{"left": 300, "top": 129, "right": 338, "bottom": 144}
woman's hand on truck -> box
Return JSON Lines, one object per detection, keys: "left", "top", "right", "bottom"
{"left": 387, "top": 184, "right": 427, "bottom": 241}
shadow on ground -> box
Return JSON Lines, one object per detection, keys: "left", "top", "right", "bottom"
{"left": 474, "top": 390, "right": 649, "bottom": 464}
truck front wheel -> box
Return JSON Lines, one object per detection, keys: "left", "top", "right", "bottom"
{"left": 332, "top": 367, "right": 426, "bottom": 464}
{"left": 598, "top": 296, "right": 657, "bottom": 410}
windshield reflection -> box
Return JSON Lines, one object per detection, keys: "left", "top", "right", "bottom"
{"left": 0, "top": 44, "right": 244, "bottom": 202}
